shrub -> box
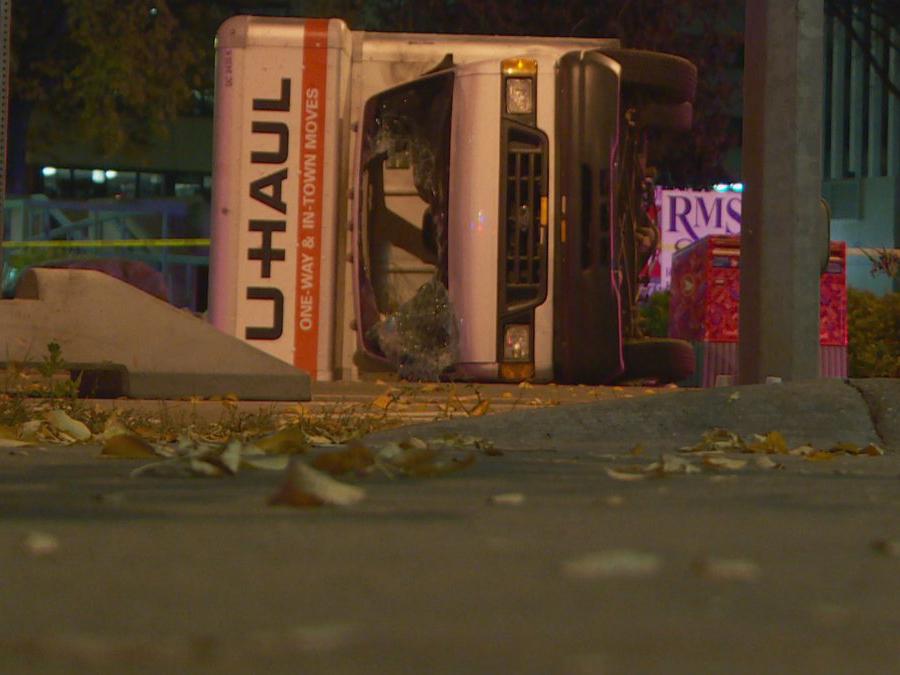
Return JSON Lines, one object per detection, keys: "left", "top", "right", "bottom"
{"left": 638, "top": 290, "right": 671, "bottom": 338}
{"left": 847, "top": 288, "right": 899, "bottom": 378}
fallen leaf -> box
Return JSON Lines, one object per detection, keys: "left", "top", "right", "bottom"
{"left": 501, "top": 391, "right": 514, "bottom": 399}
{"left": 402, "top": 436, "right": 429, "bottom": 450}
{"left": 487, "top": 492, "right": 525, "bottom": 506}
{"left": 100, "top": 434, "right": 158, "bottom": 459}
{"left": 0, "top": 437, "right": 32, "bottom": 448}
{"left": 252, "top": 426, "right": 308, "bottom": 454}
{"left": 311, "top": 441, "right": 375, "bottom": 476}
{"left": 562, "top": 550, "right": 662, "bottom": 579}
{"left": 789, "top": 444, "right": 816, "bottom": 457}
{"left": 862, "top": 443, "right": 886, "bottom": 456}
{"left": 629, "top": 443, "right": 645, "bottom": 457}
{"left": 805, "top": 451, "right": 837, "bottom": 462}
{"left": 681, "top": 428, "right": 745, "bottom": 454}
{"left": 378, "top": 440, "right": 475, "bottom": 476}
{"left": 517, "top": 381, "right": 533, "bottom": 389}
{"left": 45, "top": 409, "right": 91, "bottom": 442}
{"left": 602, "top": 495, "right": 624, "bottom": 507}
{"left": 829, "top": 441, "right": 860, "bottom": 454}
{"left": 23, "top": 531, "right": 59, "bottom": 557}
{"left": 94, "top": 491, "right": 127, "bottom": 506}
{"left": 241, "top": 454, "right": 291, "bottom": 471}
{"left": 19, "top": 420, "right": 42, "bottom": 441}
{"left": 429, "top": 434, "right": 495, "bottom": 451}
{"left": 269, "top": 462, "right": 365, "bottom": 508}
{"left": 605, "top": 466, "right": 648, "bottom": 482}
{"left": 703, "top": 456, "right": 748, "bottom": 470}
{"left": 693, "top": 557, "right": 761, "bottom": 581}
{"left": 96, "top": 414, "right": 132, "bottom": 442}
{"left": 747, "top": 431, "right": 789, "bottom": 454}
{"left": 0, "top": 424, "right": 25, "bottom": 441}
{"left": 646, "top": 454, "right": 701, "bottom": 476}
{"left": 189, "top": 458, "right": 227, "bottom": 477}
{"left": 130, "top": 456, "right": 197, "bottom": 478}
{"left": 371, "top": 393, "right": 394, "bottom": 410}
{"left": 871, "top": 539, "right": 900, "bottom": 557}
{"left": 708, "top": 475, "right": 737, "bottom": 483}
{"left": 754, "top": 456, "right": 782, "bottom": 469}
{"left": 217, "top": 439, "right": 243, "bottom": 475}
{"left": 727, "top": 391, "right": 741, "bottom": 403}
{"left": 831, "top": 442, "right": 885, "bottom": 456}
{"left": 469, "top": 400, "right": 490, "bottom": 417}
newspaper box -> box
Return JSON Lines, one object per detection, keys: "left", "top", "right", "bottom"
{"left": 669, "top": 235, "right": 847, "bottom": 386}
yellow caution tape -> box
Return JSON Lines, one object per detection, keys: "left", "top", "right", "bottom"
{"left": 0, "top": 238, "right": 210, "bottom": 249}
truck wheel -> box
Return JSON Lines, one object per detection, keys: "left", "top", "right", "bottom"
{"left": 636, "top": 101, "right": 693, "bottom": 132}
{"left": 596, "top": 48, "right": 697, "bottom": 104}
{"left": 620, "top": 338, "right": 695, "bottom": 384}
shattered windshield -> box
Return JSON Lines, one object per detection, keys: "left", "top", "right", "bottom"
{"left": 356, "top": 71, "right": 455, "bottom": 376}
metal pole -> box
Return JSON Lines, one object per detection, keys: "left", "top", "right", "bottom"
{"left": 0, "top": 0, "right": 10, "bottom": 270}
{"left": 739, "top": 0, "right": 826, "bottom": 383}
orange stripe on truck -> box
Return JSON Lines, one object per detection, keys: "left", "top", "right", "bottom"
{"left": 294, "top": 19, "right": 329, "bottom": 377}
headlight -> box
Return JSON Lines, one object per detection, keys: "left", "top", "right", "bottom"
{"left": 505, "top": 77, "right": 534, "bottom": 115}
{"left": 503, "top": 324, "right": 531, "bottom": 362}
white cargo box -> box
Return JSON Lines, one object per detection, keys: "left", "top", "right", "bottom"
{"left": 209, "top": 17, "right": 351, "bottom": 381}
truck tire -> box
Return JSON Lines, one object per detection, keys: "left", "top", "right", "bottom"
{"left": 620, "top": 337, "right": 695, "bottom": 384}
{"left": 636, "top": 101, "right": 693, "bottom": 132}
{"left": 596, "top": 48, "right": 697, "bottom": 104}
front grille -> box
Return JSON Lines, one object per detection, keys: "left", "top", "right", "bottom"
{"left": 502, "top": 125, "right": 547, "bottom": 313}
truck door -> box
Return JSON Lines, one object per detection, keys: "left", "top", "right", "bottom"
{"left": 554, "top": 51, "right": 624, "bottom": 384}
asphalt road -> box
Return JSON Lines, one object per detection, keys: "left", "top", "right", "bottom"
{"left": 1, "top": 379, "right": 898, "bottom": 674}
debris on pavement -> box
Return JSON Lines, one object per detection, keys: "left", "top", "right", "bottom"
{"left": 562, "top": 550, "right": 663, "bottom": 580}
{"left": 681, "top": 428, "right": 746, "bottom": 454}
{"left": 871, "top": 539, "right": 900, "bottom": 557}
{"left": 100, "top": 434, "right": 158, "bottom": 459}
{"left": 247, "top": 622, "right": 357, "bottom": 654}
{"left": 44, "top": 409, "right": 91, "bottom": 443}
{"left": 129, "top": 436, "right": 294, "bottom": 478}
{"left": 605, "top": 466, "right": 650, "bottom": 481}
{"left": 269, "top": 461, "right": 366, "bottom": 508}
{"left": 693, "top": 556, "right": 762, "bottom": 582}
{"left": 679, "top": 428, "right": 886, "bottom": 462}
{"left": 0, "top": 437, "right": 31, "bottom": 448}
{"left": 754, "top": 456, "right": 784, "bottom": 470}
{"left": 487, "top": 492, "right": 525, "bottom": 506}
{"left": 647, "top": 454, "right": 702, "bottom": 475}
{"left": 22, "top": 531, "right": 60, "bottom": 557}
{"left": 311, "top": 440, "right": 376, "bottom": 476}
{"left": 605, "top": 454, "right": 702, "bottom": 481}
{"left": 703, "top": 456, "right": 748, "bottom": 471}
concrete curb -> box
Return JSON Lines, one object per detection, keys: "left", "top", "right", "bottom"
{"left": 365, "top": 379, "right": 895, "bottom": 453}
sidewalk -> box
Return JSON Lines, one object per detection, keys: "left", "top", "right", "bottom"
{"left": 1, "top": 378, "right": 898, "bottom": 674}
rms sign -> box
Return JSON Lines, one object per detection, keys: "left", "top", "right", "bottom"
{"left": 651, "top": 188, "right": 743, "bottom": 291}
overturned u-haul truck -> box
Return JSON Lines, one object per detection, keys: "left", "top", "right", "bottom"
{"left": 209, "top": 16, "right": 696, "bottom": 383}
